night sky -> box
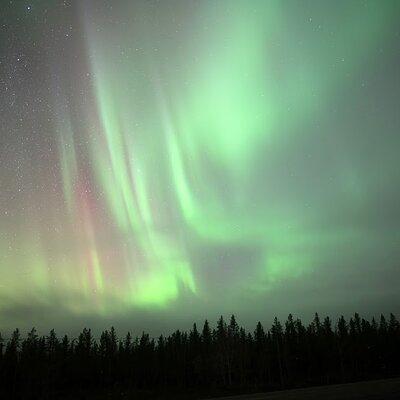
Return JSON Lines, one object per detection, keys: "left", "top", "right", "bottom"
{"left": 1, "top": 0, "right": 400, "bottom": 335}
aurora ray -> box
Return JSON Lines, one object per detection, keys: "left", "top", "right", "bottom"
{"left": 0, "top": 0, "right": 399, "bottom": 333}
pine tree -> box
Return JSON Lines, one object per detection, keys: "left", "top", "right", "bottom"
{"left": 0, "top": 332, "right": 4, "bottom": 359}
{"left": 0, "top": 312, "right": 398, "bottom": 397}
{"left": 336, "top": 316, "right": 348, "bottom": 382}
{"left": 46, "top": 329, "right": 59, "bottom": 356}
{"left": 271, "top": 317, "right": 284, "bottom": 388}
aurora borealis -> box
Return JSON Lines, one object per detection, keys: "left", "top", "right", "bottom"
{"left": 1, "top": 0, "right": 400, "bottom": 334}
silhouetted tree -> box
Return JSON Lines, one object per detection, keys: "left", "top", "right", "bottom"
{"left": 0, "top": 312, "right": 398, "bottom": 398}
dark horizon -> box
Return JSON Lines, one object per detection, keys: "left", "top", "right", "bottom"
{"left": 1, "top": 307, "right": 399, "bottom": 340}
{"left": 1, "top": 311, "right": 399, "bottom": 399}
{"left": 1, "top": 0, "right": 400, "bottom": 338}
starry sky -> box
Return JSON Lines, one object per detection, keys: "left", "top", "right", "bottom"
{"left": 1, "top": 0, "right": 400, "bottom": 335}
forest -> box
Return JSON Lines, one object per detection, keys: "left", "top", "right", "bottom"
{"left": 0, "top": 312, "right": 399, "bottom": 399}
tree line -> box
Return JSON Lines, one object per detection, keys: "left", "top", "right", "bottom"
{"left": 0, "top": 312, "right": 399, "bottom": 399}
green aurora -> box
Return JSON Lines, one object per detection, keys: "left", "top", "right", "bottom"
{"left": 0, "top": 0, "right": 399, "bottom": 333}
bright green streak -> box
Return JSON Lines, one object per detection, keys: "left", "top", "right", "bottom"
{"left": 79, "top": 0, "right": 395, "bottom": 310}
{"left": 2, "top": 0, "right": 397, "bottom": 320}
